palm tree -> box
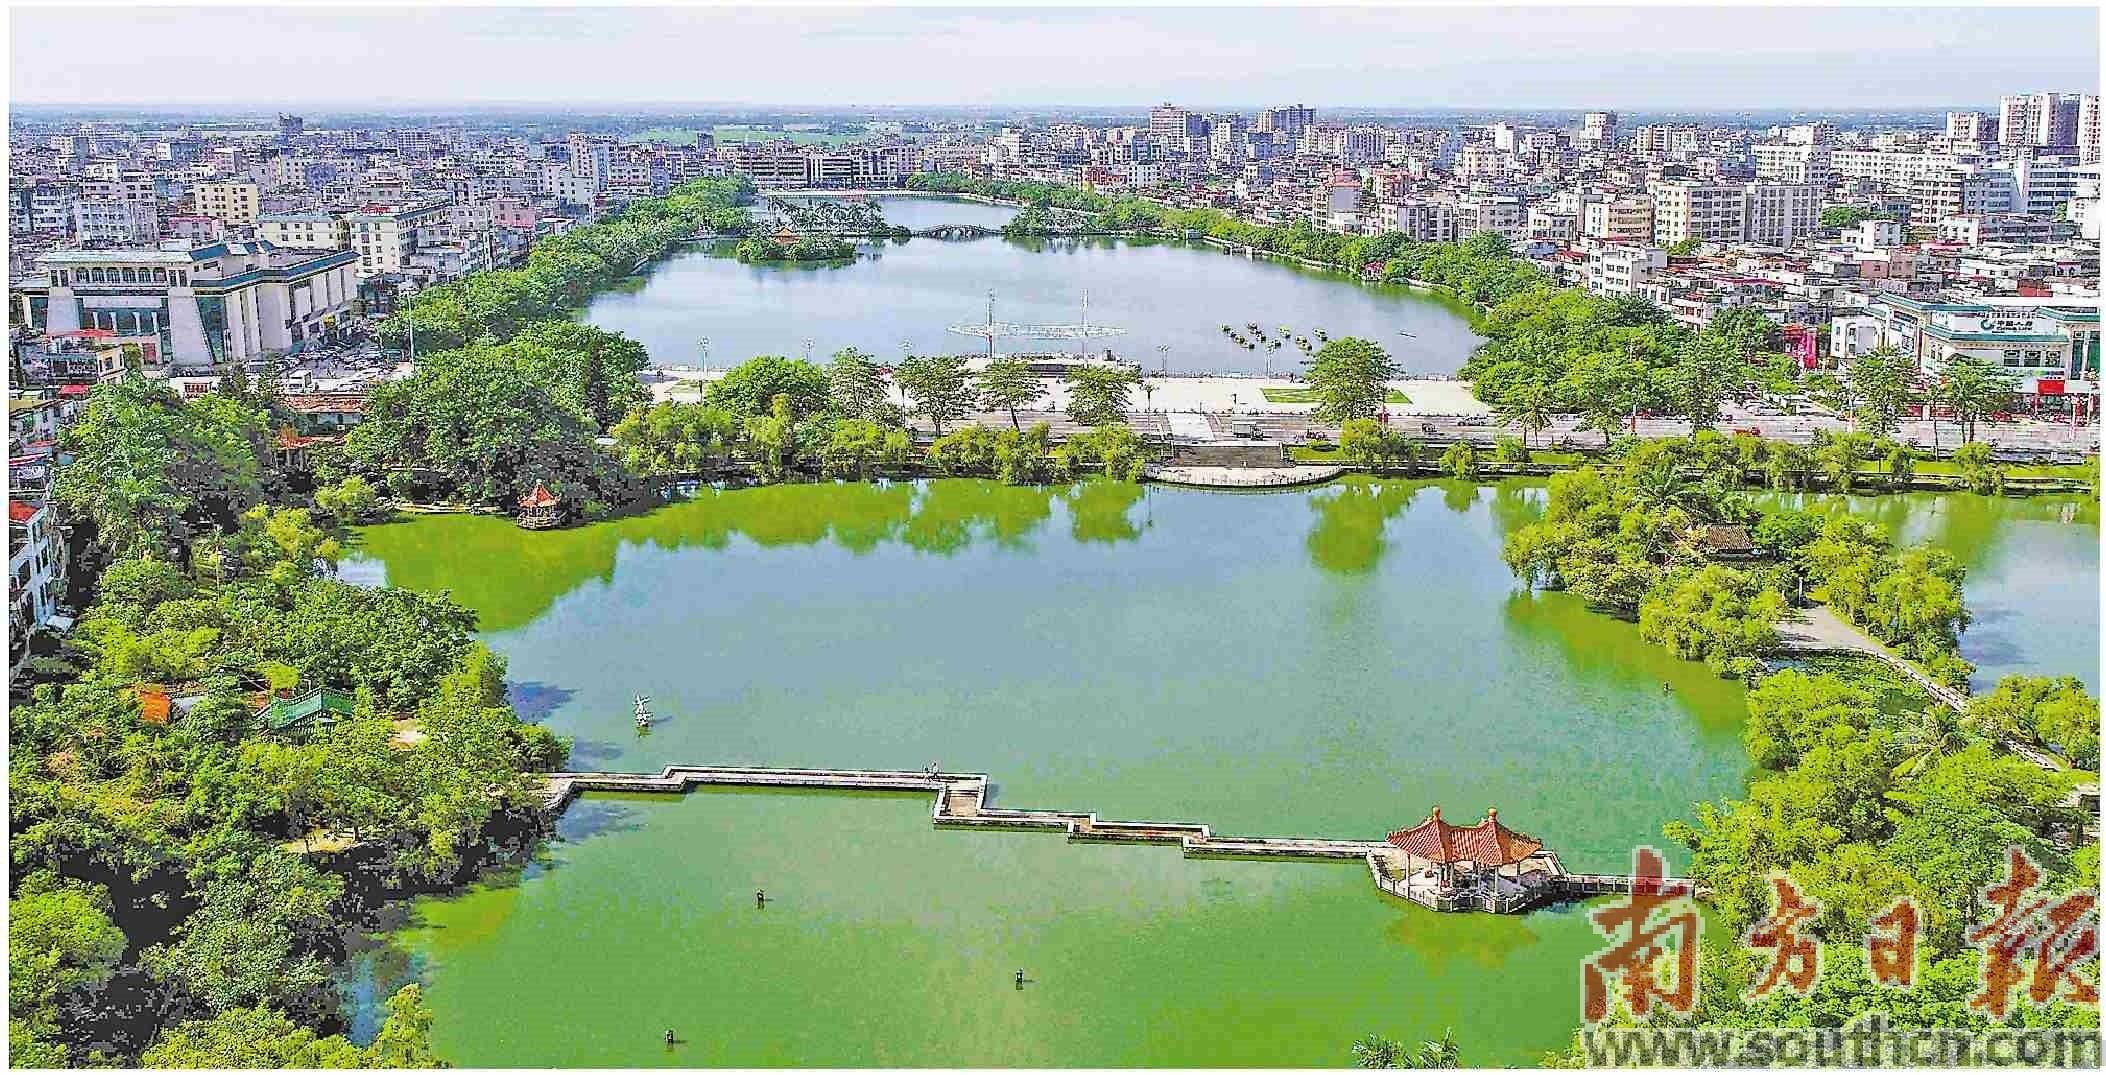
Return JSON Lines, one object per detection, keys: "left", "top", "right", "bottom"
{"left": 1892, "top": 706, "right": 1968, "bottom": 780}
{"left": 1352, "top": 1031, "right": 1461, "bottom": 1069}
{"left": 1493, "top": 384, "right": 1558, "bottom": 448}
{"left": 1622, "top": 456, "right": 1695, "bottom": 514}
{"left": 1352, "top": 1035, "right": 1402, "bottom": 1069}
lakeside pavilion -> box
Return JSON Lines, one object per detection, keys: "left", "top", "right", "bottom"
{"left": 1383, "top": 807, "right": 1555, "bottom": 909}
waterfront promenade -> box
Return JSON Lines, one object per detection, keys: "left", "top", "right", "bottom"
{"left": 540, "top": 763, "right": 1703, "bottom": 915}
{"left": 645, "top": 368, "right": 2097, "bottom": 456}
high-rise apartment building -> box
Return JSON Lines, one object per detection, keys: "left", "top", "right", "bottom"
{"left": 1256, "top": 103, "right": 1316, "bottom": 142}
{"left": 2081, "top": 94, "right": 2101, "bottom": 165}
{"left": 1148, "top": 104, "right": 1208, "bottom": 155}
{"left": 1579, "top": 111, "right": 1618, "bottom": 147}
{"left": 1946, "top": 110, "right": 1998, "bottom": 143}
{"left": 1650, "top": 179, "right": 1746, "bottom": 244}
{"left": 191, "top": 181, "right": 260, "bottom": 227}
{"left": 1740, "top": 182, "right": 1821, "bottom": 246}
{"left": 2000, "top": 92, "right": 2083, "bottom": 148}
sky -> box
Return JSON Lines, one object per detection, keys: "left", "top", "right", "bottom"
{"left": 9, "top": 4, "right": 2100, "bottom": 111}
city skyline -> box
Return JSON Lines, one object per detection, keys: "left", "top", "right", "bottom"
{"left": 10, "top": 4, "right": 2100, "bottom": 110}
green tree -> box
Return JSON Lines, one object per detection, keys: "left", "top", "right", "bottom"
{"left": 1060, "top": 423, "right": 1150, "bottom": 480}
{"left": 1663, "top": 333, "right": 1746, "bottom": 431}
{"left": 1439, "top": 441, "right": 1479, "bottom": 479}
{"left": 311, "top": 475, "right": 387, "bottom": 524}
{"left": 1064, "top": 365, "right": 1138, "bottom": 427}
{"left": 742, "top": 394, "right": 804, "bottom": 480}
{"left": 140, "top": 985, "right": 442, "bottom": 1069}
{"left": 705, "top": 355, "right": 831, "bottom": 421}
{"left": 8, "top": 877, "right": 127, "bottom": 1060}
{"left": 1637, "top": 564, "right": 1788, "bottom": 680}
{"left": 1843, "top": 346, "right": 1920, "bottom": 438}
{"left": 141, "top": 1006, "right": 367, "bottom": 1068}
{"left": 1933, "top": 357, "right": 2016, "bottom": 443}
{"left": 976, "top": 356, "right": 1048, "bottom": 430}
{"left": 1820, "top": 206, "right": 1877, "bottom": 229}
{"left": 1352, "top": 1031, "right": 1461, "bottom": 1069}
{"left": 55, "top": 378, "right": 272, "bottom": 560}
{"left": 1492, "top": 382, "right": 1558, "bottom": 447}
{"left": 497, "top": 321, "right": 652, "bottom": 430}
{"left": 343, "top": 349, "right": 625, "bottom": 508}
{"left": 609, "top": 401, "right": 738, "bottom": 476}
{"left": 895, "top": 353, "right": 976, "bottom": 435}
{"left": 142, "top": 855, "right": 344, "bottom": 1023}
{"left": 1965, "top": 675, "right": 2100, "bottom": 768}
{"left": 1880, "top": 440, "right": 1918, "bottom": 490}
{"left": 1303, "top": 337, "right": 1400, "bottom": 424}
{"left": 822, "top": 418, "right": 897, "bottom": 479}
{"left": 1813, "top": 431, "right": 1877, "bottom": 492}
{"left": 1951, "top": 440, "right": 2007, "bottom": 495}
{"left": 826, "top": 347, "right": 893, "bottom": 423}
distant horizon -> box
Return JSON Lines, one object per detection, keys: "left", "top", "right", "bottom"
{"left": 11, "top": 6, "right": 2098, "bottom": 111}
{"left": 3, "top": 101, "right": 2032, "bottom": 120}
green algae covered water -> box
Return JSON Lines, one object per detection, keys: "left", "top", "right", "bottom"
{"left": 343, "top": 480, "right": 2097, "bottom": 1066}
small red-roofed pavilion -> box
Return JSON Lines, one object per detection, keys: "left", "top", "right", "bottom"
{"left": 1386, "top": 806, "right": 1545, "bottom": 889}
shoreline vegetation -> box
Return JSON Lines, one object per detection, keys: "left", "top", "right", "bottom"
{"left": 1499, "top": 448, "right": 2101, "bottom": 1064}
{"left": 16, "top": 178, "right": 2098, "bottom": 1068}
{"left": 14, "top": 378, "right": 563, "bottom": 1066}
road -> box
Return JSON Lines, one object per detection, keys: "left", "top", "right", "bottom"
{"left": 646, "top": 368, "right": 2100, "bottom": 457}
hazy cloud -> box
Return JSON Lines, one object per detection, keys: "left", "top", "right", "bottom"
{"left": 10, "top": 5, "right": 2098, "bottom": 109}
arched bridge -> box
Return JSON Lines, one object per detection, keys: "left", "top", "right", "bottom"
{"left": 915, "top": 224, "right": 1000, "bottom": 240}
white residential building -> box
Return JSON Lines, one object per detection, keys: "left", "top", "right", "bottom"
{"left": 345, "top": 200, "right": 451, "bottom": 276}
{"left": 1740, "top": 182, "right": 1821, "bottom": 246}
{"left": 1582, "top": 196, "right": 1654, "bottom": 242}
{"left": 1651, "top": 180, "right": 1746, "bottom": 244}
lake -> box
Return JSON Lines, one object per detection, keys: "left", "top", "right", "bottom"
{"left": 343, "top": 480, "right": 2097, "bottom": 1066}
{"left": 581, "top": 195, "right": 1483, "bottom": 376}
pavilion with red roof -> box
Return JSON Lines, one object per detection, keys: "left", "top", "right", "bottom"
{"left": 516, "top": 482, "right": 567, "bottom": 530}
{"left": 1385, "top": 806, "right": 1546, "bottom": 891}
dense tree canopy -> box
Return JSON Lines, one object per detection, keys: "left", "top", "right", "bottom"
{"left": 378, "top": 177, "right": 753, "bottom": 351}
{"left": 1303, "top": 337, "right": 1400, "bottom": 424}
{"left": 343, "top": 345, "right": 632, "bottom": 510}
{"left": 55, "top": 379, "right": 273, "bottom": 561}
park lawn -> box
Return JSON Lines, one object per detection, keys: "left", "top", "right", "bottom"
{"left": 1261, "top": 387, "right": 1410, "bottom": 405}
{"left": 1285, "top": 446, "right": 1590, "bottom": 466}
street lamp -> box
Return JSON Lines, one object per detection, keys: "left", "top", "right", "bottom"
{"left": 697, "top": 336, "right": 710, "bottom": 373}
{"left": 802, "top": 337, "right": 815, "bottom": 363}
{"left": 898, "top": 337, "right": 913, "bottom": 408}
{"left": 1155, "top": 344, "right": 1170, "bottom": 374}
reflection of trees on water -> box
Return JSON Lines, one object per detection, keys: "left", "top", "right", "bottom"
{"left": 1498, "top": 590, "right": 1746, "bottom": 740}
{"left": 1306, "top": 478, "right": 1417, "bottom": 575}
{"left": 353, "top": 480, "right": 1148, "bottom": 632}
{"left": 1748, "top": 490, "right": 2097, "bottom": 573}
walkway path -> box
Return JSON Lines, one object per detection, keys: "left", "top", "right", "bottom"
{"left": 1775, "top": 605, "right": 1971, "bottom": 711}
{"left": 1776, "top": 607, "right": 2096, "bottom": 813}
{"left": 539, "top": 763, "right": 1700, "bottom": 914}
